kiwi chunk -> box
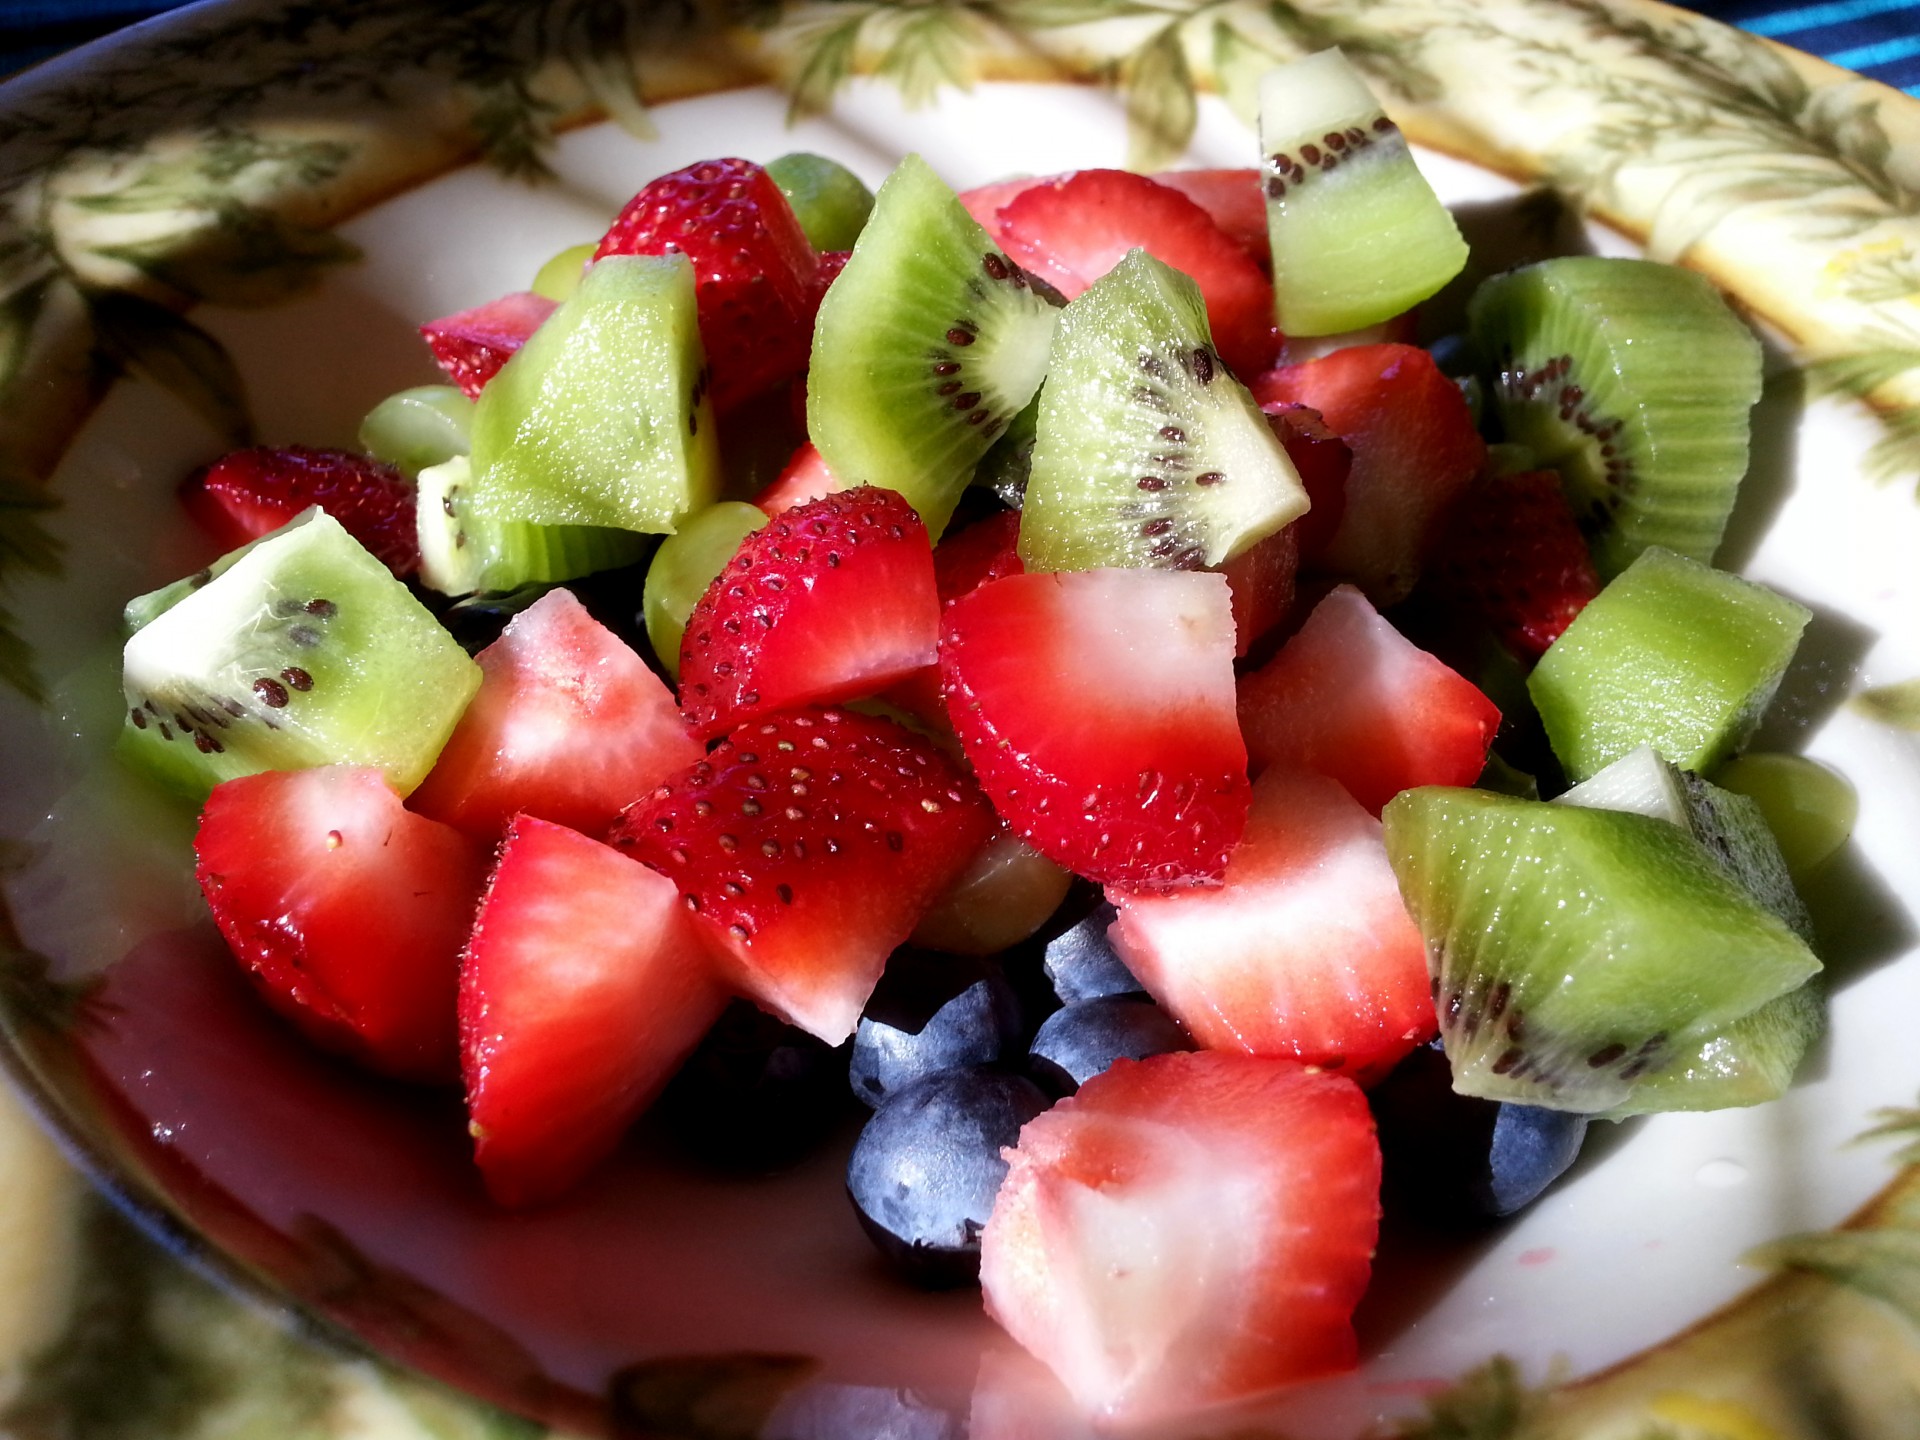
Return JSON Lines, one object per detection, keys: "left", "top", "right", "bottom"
{"left": 766, "top": 152, "right": 874, "bottom": 252}
{"left": 416, "top": 455, "right": 648, "bottom": 598}
{"left": 120, "top": 509, "right": 480, "bottom": 799}
{"left": 1469, "top": 257, "right": 1762, "bottom": 577}
{"left": 1529, "top": 546, "right": 1810, "bottom": 782}
{"left": 1258, "top": 48, "right": 1467, "bottom": 337}
{"left": 468, "top": 252, "right": 718, "bottom": 534}
{"left": 1383, "top": 786, "right": 1821, "bottom": 1112}
{"left": 1018, "top": 250, "right": 1308, "bottom": 572}
{"left": 808, "top": 154, "right": 1060, "bottom": 540}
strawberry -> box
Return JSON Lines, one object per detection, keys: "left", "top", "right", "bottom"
{"left": 934, "top": 507, "right": 1025, "bottom": 601}
{"left": 995, "top": 169, "right": 1279, "bottom": 378}
{"left": 1252, "top": 343, "right": 1484, "bottom": 604}
{"left": 194, "top": 765, "right": 485, "bottom": 1082}
{"left": 940, "top": 568, "right": 1249, "bottom": 890}
{"left": 180, "top": 446, "right": 418, "bottom": 577}
{"left": 1219, "top": 524, "right": 1299, "bottom": 659}
{"left": 418, "top": 290, "right": 558, "bottom": 399}
{"left": 979, "top": 1050, "right": 1380, "bottom": 1424}
{"left": 1426, "top": 468, "right": 1602, "bottom": 659}
{"left": 609, "top": 707, "right": 996, "bottom": 1041}
{"left": 1262, "top": 401, "right": 1350, "bottom": 567}
{"left": 1238, "top": 584, "right": 1500, "bottom": 812}
{"left": 957, "top": 174, "right": 1050, "bottom": 246}
{"left": 677, "top": 487, "right": 941, "bottom": 741}
{"left": 753, "top": 442, "right": 844, "bottom": 516}
{"left": 1106, "top": 765, "right": 1436, "bottom": 1082}
{"left": 461, "top": 816, "right": 727, "bottom": 1207}
{"left": 408, "top": 589, "right": 700, "bottom": 841}
{"left": 1151, "top": 168, "right": 1269, "bottom": 271}
{"left": 595, "top": 156, "right": 819, "bottom": 415}
{"left": 812, "top": 248, "right": 851, "bottom": 309}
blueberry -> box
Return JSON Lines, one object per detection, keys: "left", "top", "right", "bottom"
{"left": 766, "top": 1382, "right": 963, "bottom": 1440}
{"left": 1028, "top": 996, "right": 1192, "bottom": 1095}
{"left": 846, "top": 1067, "right": 1048, "bottom": 1287}
{"left": 850, "top": 949, "right": 1023, "bottom": 1109}
{"left": 660, "top": 999, "right": 852, "bottom": 1171}
{"left": 1040, "top": 900, "right": 1143, "bottom": 1004}
{"left": 1372, "top": 1041, "right": 1588, "bottom": 1222}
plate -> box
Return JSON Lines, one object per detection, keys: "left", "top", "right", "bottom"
{"left": 1, "top": 1, "right": 1918, "bottom": 1436}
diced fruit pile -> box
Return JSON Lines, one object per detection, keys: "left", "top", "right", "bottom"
{"left": 113, "top": 45, "right": 1853, "bottom": 1428}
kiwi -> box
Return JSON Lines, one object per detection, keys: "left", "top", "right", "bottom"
{"left": 415, "top": 454, "right": 649, "bottom": 598}
{"left": 1469, "top": 257, "right": 1763, "bottom": 578}
{"left": 1257, "top": 48, "right": 1468, "bottom": 337}
{"left": 1018, "top": 250, "right": 1308, "bottom": 573}
{"left": 766, "top": 152, "right": 874, "bottom": 252}
{"left": 1555, "top": 745, "right": 1821, "bottom": 1116}
{"left": 1382, "top": 785, "right": 1821, "bottom": 1113}
{"left": 1529, "top": 546, "right": 1811, "bottom": 783}
{"left": 808, "top": 153, "right": 1060, "bottom": 540}
{"left": 119, "top": 509, "right": 480, "bottom": 799}
{"left": 468, "top": 252, "right": 718, "bottom": 534}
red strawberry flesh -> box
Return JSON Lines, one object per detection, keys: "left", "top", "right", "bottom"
{"left": 980, "top": 1050, "right": 1380, "bottom": 1424}
{"left": 194, "top": 765, "right": 485, "bottom": 1082}
{"left": 609, "top": 706, "right": 996, "bottom": 1042}
{"left": 940, "top": 568, "right": 1249, "bottom": 890}
{"left": 1107, "top": 765, "right": 1436, "bottom": 1082}
{"left": 996, "top": 169, "right": 1279, "bottom": 378}
{"left": 419, "top": 291, "right": 558, "bottom": 400}
{"left": 408, "top": 588, "right": 700, "bottom": 841}
{"left": 1238, "top": 584, "right": 1500, "bottom": 812}
{"left": 1428, "top": 468, "right": 1603, "bottom": 658}
{"left": 461, "top": 816, "right": 726, "bottom": 1207}
{"left": 180, "top": 446, "right": 419, "bottom": 577}
{"left": 678, "top": 487, "right": 941, "bottom": 741}
{"left": 1151, "top": 168, "right": 1270, "bottom": 271}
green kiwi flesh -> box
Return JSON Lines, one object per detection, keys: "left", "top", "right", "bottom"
{"left": 1469, "top": 257, "right": 1763, "bottom": 578}
{"left": 1382, "top": 785, "right": 1821, "bottom": 1112}
{"left": 415, "top": 455, "right": 648, "bottom": 597}
{"left": 1556, "top": 745, "right": 1821, "bottom": 1115}
{"left": 807, "top": 153, "right": 1060, "bottom": 540}
{"left": 1529, "top": 546, "right": 1810, "bottom": 782}
{"left": 1018, "top": 250, "right": 1308, "bottom": 572}
{"left": 468, "top": 252, "right": 718, "bottom": 533}
{"left": 119, "top": 509, "right": 480, "bottom": 799}
{"left": 1258, "top": 48, "right": 1468, "bottom": 337}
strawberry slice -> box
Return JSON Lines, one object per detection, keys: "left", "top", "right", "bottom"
{"left": 980, "top": 1050, "right": 1380, "bottom": 1424}
{"left": 1426, "top": 468, "right": 1603, "bottom": 659}
{"left": 1263, "top": 402, "right": 1351, "bottom": 567}
{"left": 180, "top": 446, "right": 418, "bottom": 577}
{"left": 1219, "top": 524, "right": 1299, "bottom": 659}
{"left": 609, "top": 707, "right": 996, "bottom": 1042}
{"left": 940, "top": 569, "right": 1249, "bottom": 890}
{"left": 1106, "top": 766, "right": 1435, "bottom": 1082}
{"left": 1238, "top": 584, "right": 1499, "bottom": 812}
{"left": 995, "top": 169, "right": 1278, "bottom": 379}
{"left": 418, "top": 291, "right": 558, "bottom": 399}
{"left": 461, "top": 816, "right": 727, "bottom": 1207}
{"left": 596, "top": 156, "right": 819, "bottom": 415}
{"left": 1152, "top": 168, "right": 1269, "bottom": 270}
{"left": 753, "top": 442, "right": 844, "bottom": 516}
{"left": 408, "top": 589, "right": 700, "bottom": 841}
{"left": 194, "top": 766, "right": 485, "bottom": 1082}
{"left": 1252, "top": 343, "right": 1484, "bottom": 604}
{"left": 934, "top": 508, "right": 1025, "bottom": 601}
{"left": 678, "top": 487, "right": 941, "bottom": 741}
{"left": 957, "top": 174, "right": 1051, "bottom": 246}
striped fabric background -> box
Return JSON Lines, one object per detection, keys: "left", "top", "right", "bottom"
{"left": 2, "top": 0, "right": 1918, "bottom": 90}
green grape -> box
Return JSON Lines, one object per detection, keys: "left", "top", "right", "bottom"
{"left": 531, "top": 242, "right": 597, "bottom": 302}
{"left": 1715, "top": 752, "right": 1857, "bottom": 883}
{"left": 766, "top": 152, "right": 874, "bottom": 252}
{"left": 643, "top": 501, "right": 769, "bottom": 676}
{"left": 358, "top": 385, "right": 473, "bottom": 479}
{"left": 910, "top": 828, "right": 1073, "bottom": 956}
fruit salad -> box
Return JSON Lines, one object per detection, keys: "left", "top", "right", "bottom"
{"left": 110, "top": 45, "right": 1848, "bottom": 1428}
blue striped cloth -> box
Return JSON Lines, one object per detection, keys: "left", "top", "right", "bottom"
{"left": 1, "top": 1, "right": 1917, "bottom": 98}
